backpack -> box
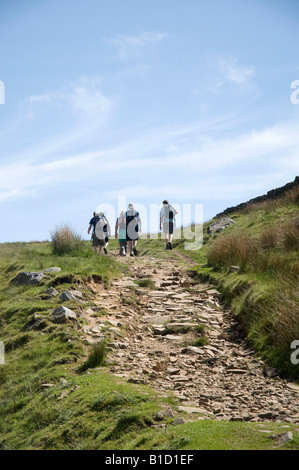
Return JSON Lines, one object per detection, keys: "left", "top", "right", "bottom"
{"left": 126, "top": 209, "right": 139, "bottom": 239}
{"left": 163, "top": 204, "right": 175, "bottom": 222}
{"left": 94, "top": 214, "right": 108, "bottom": 241}
{"left": 168, "top": 205, "right": 174, "bottom": 221}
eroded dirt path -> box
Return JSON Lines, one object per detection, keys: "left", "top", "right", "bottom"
{"left": 82, "top": 250, "right": 299, "bottom": 423}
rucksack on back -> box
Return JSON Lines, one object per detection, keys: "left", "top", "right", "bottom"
{"left": 94, "top": 215, "right": 108, "bottom": 241}
{"left": 163, "top": 204, "right": 174, "bottom": 221}
{"left": 126, "top": 209, "right": 139, "bottom": 240}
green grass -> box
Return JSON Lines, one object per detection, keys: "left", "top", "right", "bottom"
{"left": 134, "top": 278, "right": 156, "bottom": 289}
{"left": 2, "top": 365, "right": 297, "bottom": 450}
{"left": 1, "top": 198, "right": 299, "bottom": 449}
{"left": 180, "top": 193, "right": 299, "bottom": 380}
{"left": 77, "top": 341, "right": 107, "bottom": 372}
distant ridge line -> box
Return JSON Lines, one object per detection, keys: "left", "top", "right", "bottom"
{"left": 215, "top": 176, "right": 299, "bottom": 218}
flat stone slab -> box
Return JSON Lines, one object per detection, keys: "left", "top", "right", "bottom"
{"left": 163, "top": 335, "right": 183, "bottom": 342}
{"left": 178, "top": 406, "right": 210, "bottom": 415}
{"left": 144, "top": 315, "right": 170, "bottom": 324}
{"left": 43, "top": 267, "right": 61, "bottom": 273}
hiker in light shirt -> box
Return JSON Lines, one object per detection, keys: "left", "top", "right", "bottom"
{"left": 160, "top": 200, "right": 178, "bottom": 250}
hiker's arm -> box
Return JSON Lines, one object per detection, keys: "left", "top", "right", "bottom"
{"left": 87, "top": 224, "right": 92, "bottom": 234}
{"left": 160, "top": 215, "right": 162, "bottom": 230}
{"left": 115, "top": 221, "right": 118, "bottom": 239}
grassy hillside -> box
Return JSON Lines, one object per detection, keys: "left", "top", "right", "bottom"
{"left": 0, "top": 186, "right": 298, "bottom": 450}
{"left": 182, "top": 184, "right": 299, "bottom": 380}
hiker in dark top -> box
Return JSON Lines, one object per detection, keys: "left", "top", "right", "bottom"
{"left": 88, "top": 211, "right": 111, "bottom": 254}
{"left": 160, "top": 200, "right": 178, "bottom": 250}
{"left": 115, "top": 211, "right": 127, "bottom": 256}
{"left": 126, "top": 203, "right": 141, "bottom": 257}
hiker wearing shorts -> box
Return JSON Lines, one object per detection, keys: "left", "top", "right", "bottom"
{"left": 160, "top": 200, "right": 178, "bottom": 250}
{"left": 88, "top": 211, "right": 111, "bottom": 254}
{"left": 126, "top": 203, "right": 141, "bottom": 257}
{"left": 115, "top": 211, "right": 127, "bottom": 256}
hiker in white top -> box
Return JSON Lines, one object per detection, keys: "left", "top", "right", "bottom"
{"left": 126, "top": 203, "right": 142, "bottom": 257}
{"left": 88, "top": 211, "right": 111, "bottom": 254}
{"left": 160, "top": 200, "right": 178, "bottom": 250}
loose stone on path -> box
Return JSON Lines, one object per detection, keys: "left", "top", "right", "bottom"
{"left": 81, "top": 254, "right": 299, "bottom": 424}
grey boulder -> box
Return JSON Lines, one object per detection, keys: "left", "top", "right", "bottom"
{"left": 51, "top": 306, "right": 77, "bottom": 323}
{"left": 208, "top": 217, "right": 235, "bottom": 235}
{"left": 13, "top": 267, "right": 61, "bottom": 286}
{"left": 13, "top": 271, "right": 45, "bottom": 286}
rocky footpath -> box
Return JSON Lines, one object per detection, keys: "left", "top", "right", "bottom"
{"left": 81, "top": 255, "right": 299, "bottom": 424}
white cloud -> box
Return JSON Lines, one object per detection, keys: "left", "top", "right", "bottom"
{"left": 220, "top": 57, "right": 255, "bottom": 85}
{"left": 106, "top": 31, "right": 167, "bottom": 59}
{"left": 29, "top": 76, "right": 111, "bottom": 118}
{"left": 0, "top": 115, "right": 298, "bottom": 205}
{"left": 30, "top": 93, "right": 58, "bottom": 104}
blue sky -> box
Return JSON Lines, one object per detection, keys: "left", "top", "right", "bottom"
{"left": 0, "top": 0, "right": 299, "bottom": 242}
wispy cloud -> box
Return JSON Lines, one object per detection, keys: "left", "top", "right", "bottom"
{"left": 106, "top": 31, "right": 168, "bottom": 59}
{"left": 0, "top": 114, "right": 298, "bottom": 205}
{"left": 191, "top": 56, "right": 258, "bottom": 106}
{"left": 29, "top": 76, "right": 111, "bottom": 119}
{"left": 1, "top": 76, "right": 114, "bottom": 166}
{"left": 218, "top": 57, "right": 256, "bottom": 87}
{"left": 219, "top": 57, "right": 255, "bottom": 85}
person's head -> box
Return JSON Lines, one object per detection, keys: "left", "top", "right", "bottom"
{"left": 163, "top": 200, "right": 169, "bottom": 205}
{"left": 128, "top": 203, "right": 134, "bottom": 210}
{"left": 94, "top": 211, "right": 103, "bottom": 217}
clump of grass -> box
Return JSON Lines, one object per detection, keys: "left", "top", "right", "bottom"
{"left": 250, "top": 279, "right": 299, "bottom": 379}
{"left": 91, "top": 392, "right": 146, "bottom": 412}
{"left": 78, "top": 341, "right": 107, "bottom": 372}
{"left": 104, "top": 412, "right": 151, "bottom": 442}
{"left": 193, "top": 336, "right": 209, "bottom": 347}
{"left": 50, "top": 224, "right": 83, "bottom": 256}
{"left": 207, "top": 234, "right": 258, "bottom": 271}
{"left": 283, "top": 216, "right": 299, "bottom": 251}
{"left": 194, "top": 324, "right": 207, "bottom": 334}
{"left": 120, "top": 294, "right": 138, "bottom": 307}
{"left": 135, "top": 279, "right": 155, "bottom": 289}
{"left": 284, "top": 185, "right": 299, "bottom": 205}
{"left": 260, "top": 226, "right": 281, "bottom": 250}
